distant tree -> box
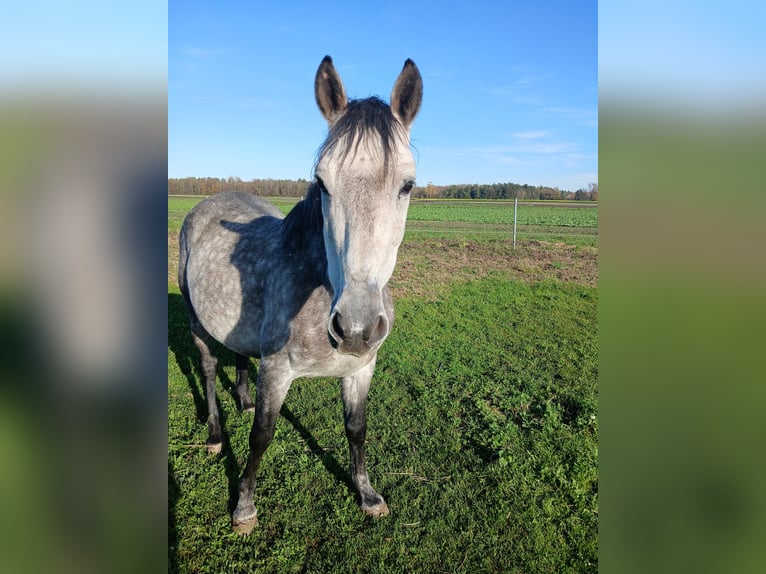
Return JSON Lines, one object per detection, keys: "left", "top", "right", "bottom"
{"left": 539, "top": 187, "right": 561, "bottom": 200}
{"left": 573, "top": 184, "right": 597, "bottom": 201}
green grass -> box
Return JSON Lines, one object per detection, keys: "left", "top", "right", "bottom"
{"left": 168, "top": 196, "right": 300, "bottom": 232}
{"left": 403, "top": 221, "right": 598, "bottom": 246}
{"left": 168, "top": 196, "right": 598, "bottom": 572}
{"left": 407, "top": 202, "right": 598, "bottom": 227}
{"left": 168, "top": 197, "right": 204, "bottom": 232}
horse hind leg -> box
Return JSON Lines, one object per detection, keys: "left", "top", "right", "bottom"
{"left": 190, "top": 326, "right": 224, "bottom": 455}
{"left": 235, "top": 353, "right": 255, "bottom": 412}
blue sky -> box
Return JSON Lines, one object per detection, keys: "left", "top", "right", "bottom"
{"left": 2, "top": 1, "right": 166, "bottom": 91}
{"left": 599, "top": 1, "right": 766, "bottom": 109}
{"left": 169, "top": 1, "right": 598, "bottom": 190}
{"left": 3, "top": 2, "right": 763, "bottom": 191}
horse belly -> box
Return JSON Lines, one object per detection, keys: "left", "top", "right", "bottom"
{"left": 181, "top": 194, "right": 284, "bottom": 357}
{"left": 187, "top": 245, "right": 264, "bottom": 356}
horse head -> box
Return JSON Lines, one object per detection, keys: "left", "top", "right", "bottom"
{"left": 313, "top": 56, "right": 422, "bottom": 356}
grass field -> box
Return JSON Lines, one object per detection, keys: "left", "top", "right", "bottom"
{"left": 168, "top": 195, "right": 598, "bottom": 572}
{"left": 168, "top": 195, "right": 598, "bottom": 246}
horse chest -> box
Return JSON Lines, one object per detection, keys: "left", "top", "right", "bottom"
{"left": 286, "top": 342, "right": 376, "bottom": 378}
{"left": 280, "top": 290, "right": 380, "bottom": 377}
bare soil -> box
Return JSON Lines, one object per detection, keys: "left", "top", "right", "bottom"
{"left": 168, "top": 234, "right": 597, "bottom": 298}
{"left": 389, "top": 238, "right": 597, "bottom": 300}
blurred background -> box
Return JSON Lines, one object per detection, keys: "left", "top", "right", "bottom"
{"left": 599, "top": 1, "right": 766, "bottom": 572}
{"left": 1, "top": 2, "right": 167, "bottom": 573}
{"left": 1, "top": 1, "right": 764, "bottom": 573}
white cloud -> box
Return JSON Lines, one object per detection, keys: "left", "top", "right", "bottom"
{"left": 497, "top": 156, "right": 537, "bottom": 166}
{"left": 515, "top": 73, "right": 554, "bottom": 86}
{"left": 518, "top": 142, "right": 577, "bottom": 155}
{"left": 511, "top": 130, "right": 549, "bottom": 140}
{"left": 544, "top": 106, "right": 598, "bottom": 127}
{"left": 483, "top": 85, "right": 543, "bottom": 106}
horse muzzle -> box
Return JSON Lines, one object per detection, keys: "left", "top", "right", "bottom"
{"left": 327, "top": 289, "right": 389, "bottom": 356}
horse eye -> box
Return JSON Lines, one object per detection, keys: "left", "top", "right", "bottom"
{"left": 316, "top": 177, "right": 329, "bottom": 195}
{"left": 400, "top": 181, "right": 414, "bottom": 194}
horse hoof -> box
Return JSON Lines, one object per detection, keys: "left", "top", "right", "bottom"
{"left": 242, "top": 404, "right": 255, "bottom": 414}
{"left": 233, "top": 516, "right": 258, "bottom": 536}
{"left": 362, "top": 500, "right": 389, "bottom": 518}
{"left": 206, "top": 441, "right": 222, "bottom": 455}
{"left": 232, "top": 509, "right": 258, "bottom": 535}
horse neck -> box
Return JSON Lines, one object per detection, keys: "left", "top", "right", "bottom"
{"left": 280, "top": 185, "right": 328, "bottom": 281}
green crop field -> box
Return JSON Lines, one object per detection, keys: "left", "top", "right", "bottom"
{"left": 168, "top": 196, "right": 598, "bottom": 246}
{"left": 168, "top": 195, "right": 598, "bottom": 573}
{"left": 407, "top": 202, "right": 597, "bottom": 227}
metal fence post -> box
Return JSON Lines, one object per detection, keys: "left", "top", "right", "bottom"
{"left": 513, "top": 197, "right": 518, "bottom": 249}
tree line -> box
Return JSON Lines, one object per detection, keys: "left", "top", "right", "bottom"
{"left": 417, "top": 181, "right": 597, "bottom": 201}
{"left": 168, "top": 177, "right": 597, "bottom": 201}
{"left": 168, "top": 177, "right": 310, "bottom": 197}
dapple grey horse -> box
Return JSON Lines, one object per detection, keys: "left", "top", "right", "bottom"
{"left": 178, "top": 56, "right": 422, "bottom": 534}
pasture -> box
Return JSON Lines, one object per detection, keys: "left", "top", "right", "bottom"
{"left": 168, "top": 195, "right": 598, "bottom": 572}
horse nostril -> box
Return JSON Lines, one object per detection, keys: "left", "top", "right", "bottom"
{"left": 330, "top": 307, "right": 388, "bottom": 354}
{"left": 366, "top": 313, "right": 388, "bottom": 346}
{"left": 331, "top": 311, "right": 345, "bottom": 341}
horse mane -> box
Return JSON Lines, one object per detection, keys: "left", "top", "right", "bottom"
{"left": 317, "top": 96, "right": 406, "bottom": 181}
{"left": 281, "top": 180, "right": 323, "bottom": 250}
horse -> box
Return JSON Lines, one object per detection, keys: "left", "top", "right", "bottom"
{"left": 178, "top": 56, "right": 422, "bottom": 534}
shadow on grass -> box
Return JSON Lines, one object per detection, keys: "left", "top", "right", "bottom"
{"left": 168, "top": 292, "right": 247, "bottom": 512}
{"left": 168, "top": 461, "right": 179, "bottom": 574}
{"left": 280, "top": 403, "right": 354, "bottom": 493}
{"left": 168, "top": 291, "right": 353, "bottom": 544}
{"left": 168, "top": 292, "right": 250, "bottom": 422}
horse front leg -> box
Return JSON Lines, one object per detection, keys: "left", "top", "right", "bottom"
{"left": 232, "top": 358, "right": 292, "bottom": 535}
{"left": 341, "top": 357, "right": 389, "bottom": 517}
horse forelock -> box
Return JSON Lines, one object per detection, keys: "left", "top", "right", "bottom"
{"left": 316, "top": 97, "right": 408, "bottom": 183}
{"left": 281, "top": 97, "right": 409, "bottom": 257}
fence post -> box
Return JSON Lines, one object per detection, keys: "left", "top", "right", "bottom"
{"left": 513, "top": 197, "right": 518, "bottom": 250}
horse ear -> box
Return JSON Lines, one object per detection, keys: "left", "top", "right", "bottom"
{"left": 315, "top": 55, "right": 347, "bottom": 124}
{"left": 391, "top": 59, "right": 423, "bottom": 129}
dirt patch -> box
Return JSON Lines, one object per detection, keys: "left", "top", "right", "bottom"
{"left": 168, "top": 234, "right": 597, "bottom": 297}
{"left": 389, "top": 238, "right": 597, "bottom": 300}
